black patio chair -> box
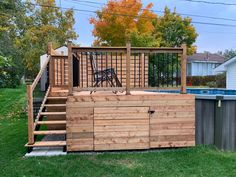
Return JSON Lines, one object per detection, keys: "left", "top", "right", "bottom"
{"left": 89, "top": 52, "right": 122, "bottom": 94}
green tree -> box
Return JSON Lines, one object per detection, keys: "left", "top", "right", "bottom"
{"left": 0, "top": 55, "right": 21, "bottom": 88}
{"left": 218, "top": 49, "right": 236, "bottom": 60}
{"left": 90, "top": 0, "right": 157, "bottom": 46}
{"left": 130, "top": 31, "right": 160, "bottom": 47}
{"left": 0, "top": 0, "right": 25, "bottom": 52}
{"left": 0, "top": 0, "right": 27, "bottom": 55}
{"left": 90, "top": 3, "right": 198, "bottom": 51}
{"left": 0, "top": 0, "right": 27, "bottom": 85}
{"left": 16, "top": 0, "right": 78, "bottom": 76}
{"left": 154, "top": 7, "right": 198, "bottom": 54}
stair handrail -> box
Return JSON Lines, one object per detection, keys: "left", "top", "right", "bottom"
{"left": 27, "top": 55, "right": 51, "bottom": 145}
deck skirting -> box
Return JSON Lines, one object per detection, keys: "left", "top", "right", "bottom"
{"left": 66, "top": 91, "right": 195, "bottom": 152}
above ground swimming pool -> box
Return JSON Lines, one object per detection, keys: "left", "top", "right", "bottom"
{"left": 149, "top": 88, "right": 236, "bottom": 95}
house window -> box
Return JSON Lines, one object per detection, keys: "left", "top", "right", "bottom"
{"left": 187, "top": 63, "right": 192, "bottom": 76}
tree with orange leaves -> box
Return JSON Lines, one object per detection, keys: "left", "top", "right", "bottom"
{"left": 90, "top": 0, "right": 157, "bottom": 46}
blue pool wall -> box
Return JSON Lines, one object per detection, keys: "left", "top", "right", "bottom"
{"left": 150, "top": 88, "right": 236, "bottom": 95}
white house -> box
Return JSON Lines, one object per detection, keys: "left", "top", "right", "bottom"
{"left": 40, "top": 46, "right": 68, "bottom": 91}
{"left": 187, "top": 53, "right": 225, "bottom": 76}
{"left": 214, "top": 57, "right": 236, "bottom": 90}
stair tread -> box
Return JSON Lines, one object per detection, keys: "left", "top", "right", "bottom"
{"left": 40, "top": 112, "right": 66, "bottom": 116}
{"left": 34, "top": 130, "right": 66, "bottom": 135}
{"left": 25, "top": 141, "right": 66, "bottom": 147}
{"left": 47, "top": 97, "right": 67, "bottom": 99}
{"left": 36, "top": 120, "right": 66, "bottom": 125}
{"left": 44, "top": 104, "right": 66, "bottom": 107}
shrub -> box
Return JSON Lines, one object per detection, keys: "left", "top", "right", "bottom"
{"left": 0, "top": 56, "right": 21, "bottom": 88}
{"left": 187, "top": 74, "right": 226, "bottom": 88}
{"left": 206, "top": 81, "right": 217, "bottom": 88}
{"left": 216, "top": 73, "right": 226, "bottom": 88}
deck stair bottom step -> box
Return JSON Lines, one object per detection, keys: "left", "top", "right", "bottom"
{"left": 36, "top": 120, "right": 66, "bottom": 125}
{"left": 40, "top": 112, "right": 66, "bottom": 116}
{"left": 25, "top": 141, "right": 66, "bottom": 147}
{"left": 44, "top": 104, "right": 66, "bottom": 107}
{"left": 34, "top": 130, "right": 66, "bottom": 135}
{"left": 47, "top": 97, "right": 67, "bottom": 100}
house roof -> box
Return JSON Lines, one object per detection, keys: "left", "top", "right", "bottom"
{"left": 187, "top": 53, "right": 225, "bottom": 63}
{"left": 214, "top": 56, "right": 236, "bottom": 72}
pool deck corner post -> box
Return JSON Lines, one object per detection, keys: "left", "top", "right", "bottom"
{"left": 126, "top": 42, "right": 131, "bottom": 95}
{"left": 68, "top": 41, "right": 73, "bottom": 96}
{"left": 181, "top": 43, "right": 187, "bottom": 94}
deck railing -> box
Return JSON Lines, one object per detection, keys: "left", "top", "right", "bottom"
{"left": 26, "top": 42, "right": 67, "bottom": 145}
{"left": 49, "top": 54, "right": 68, "bottom": 87}
{"left": 27, "top": 55, "right": 50, "bottom": 145}
{"left": 68, "top": 42, "right": 187, "bottom": 95}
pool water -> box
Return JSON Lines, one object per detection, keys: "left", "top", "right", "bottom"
{"left": 150, "top": 88, "right": 236, "bottom": 95}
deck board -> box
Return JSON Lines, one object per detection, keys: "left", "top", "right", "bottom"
{"left": 26, "top": 141, "right": 66, "bottom": 147}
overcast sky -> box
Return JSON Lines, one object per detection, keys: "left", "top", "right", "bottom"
{"left": 57, "top": 0, "right": 236, "bottom": 53}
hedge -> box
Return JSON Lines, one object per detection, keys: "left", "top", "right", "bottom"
{"left": 187, "top": 74, "right": 226, "bottom": 88}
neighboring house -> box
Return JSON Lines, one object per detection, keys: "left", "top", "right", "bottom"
{"left": 40, "top": 46, "right": 68, "bottom": 91}
{"left": 214, "top": 57, "right": 236, "bottom": 90}
{"left": 187, "top": 53, "right": 225, "bottom": 76}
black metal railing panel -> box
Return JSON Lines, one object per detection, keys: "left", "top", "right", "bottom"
{"left": 74, "top": 51, "right": 125, "bottom": 88}
{"left": 148, "top": 53, "right": 180, "bottom": 87}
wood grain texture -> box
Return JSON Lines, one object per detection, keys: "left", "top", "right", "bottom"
{"left": 66, "top": 91, "right": 195, "bottom": 151}
{"left": 68, "top": 42, "right": 73, "bottom": 95}
{"left": 66, "top": 107, "right": 94, "bottom": 151}
{"left": 149, "top": 93, "right": 195, "bottom": 148}
{"left": 27, "top": 85, "right": 34, "bottom": 144}
{"left": 126, "top": 42, "right": 131, "bottom": 95}
{"left": 94, "top": 106, "right": 149, "bottom": 151}
{"left": 181, "top": 44, "right": 187, "bottom": 94}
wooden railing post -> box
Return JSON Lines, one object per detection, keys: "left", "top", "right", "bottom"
{"left": 141, "top": 53, "right": 145, "bottom": 88}
{"left": 68, "top": 41, "right": 73, "bottom": 95}
{"left": 48, "top": 42, "right": 54, "bottom": 86}
{"left": 27, "top": 85, "right": 34, "bottom": 144}
{"left": 47, "top": 42, "right": 53, "bottom": 55}
{"left": 181, "top": 44, "right": 187, "bottom": 94}
{"left": 126, "top": 42, "right": 131, "bottom": 95}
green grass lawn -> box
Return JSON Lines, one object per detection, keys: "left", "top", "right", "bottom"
{"left": 0, "top": 86, "right": 236, "bottom": 177}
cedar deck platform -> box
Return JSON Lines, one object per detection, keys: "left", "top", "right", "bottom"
{"left": 66, "top": 90, "right": 195, "bottom": 152}
{"left": 26, "top": 43, "right": 192, "bottom": 152}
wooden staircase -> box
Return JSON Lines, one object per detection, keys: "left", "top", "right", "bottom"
{"left": 25, "top": 89, "right": 68, "bottom": 151}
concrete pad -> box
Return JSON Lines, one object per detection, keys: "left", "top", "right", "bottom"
{"left": 25, "top": 135, "right": 67, "bottom": 157}
{"left": 25, "top": 146, "right": 67, "bottom": 157}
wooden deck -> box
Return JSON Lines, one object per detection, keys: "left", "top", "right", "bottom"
{"left": 25, "top": 42, "right": 192, "bottom": 152}
{"left": 66, "top": 91, "right": 195, "bottom": 151}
